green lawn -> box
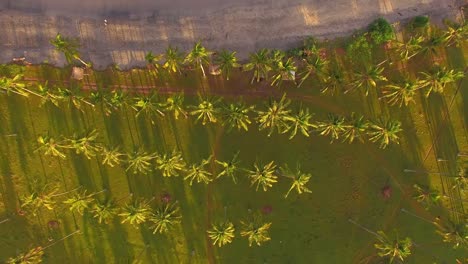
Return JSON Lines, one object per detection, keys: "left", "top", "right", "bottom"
{"left": 0, "top": 25, "right": 467, "bottom": 263}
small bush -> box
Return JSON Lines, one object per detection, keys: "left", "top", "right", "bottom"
{"left": 411, "top": 16, "right": 429, "bottom": 29}
{"left": 346, "top": 34, "right": 373, "bottom": 63}
{"left": 368, "top": 18, "right": 394, "bottom": 44}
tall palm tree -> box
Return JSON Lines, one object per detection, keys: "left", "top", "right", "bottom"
{"left": 347, "top": 64, "right": 388, "bottom": 96}
{"left": 184, "top": 156, "right": 213, "bottom": 185}
{"left": 6, "top": 246, "right": 44, "bottom": 264}
{"left": 433, "top": 218, "right": 467, "bottom": 249}
{"left": 101, "top": 146, "right": 125, "bottom": 167}
{"left": 104, "top": 90, "right": 129, "bottom": 112}
{"left": 215, "top": 50, "right": 240, "bottom": 80}
{"left": 441, "top": 21, "right": 467, "bottom": 47}
{"left": 65, "top": 129, "right": 101, "bottom": 159}
{"left": 0, "top": 74, "right": 28, "bottom": 97}
{"left": 161, "top": 93, "right": 187, "bottom": 119}
{"left": 247, "top": 161, "right": 278, "bottom": 191}
{"left": 342, "top": 113, "right": 369, "bottom": 144}
{"left": 419, "top": 67, "right": 465, "bottom": 97}
{"left": 298, "top": 56, "right": 329, "bottom": 88}
{"left": 207, "top": 221, "right": 235, "bottom": 247}
{"left": 35, "top": 135, "right": 67, "bottom": 159}
{"left": 413, "top": 184, "right": 442, "bottom": 209}
{"left": 119, "top": 198, "right": 153, "bottom": 227}
{"left": 133, "top": 93, "right": 165, "bottom": 120}
{"left": 280, "top": 164, "right": 312, "bottom": 198}
{"left": 155, "top": 150, "right": 186, "bottom": 177}
{"left": 374, "top": 230, "right": 412, "bottom": 263}
{"left": 382, "top": 80, "right": 422, "bottom": 107}
{"left": 63, "top": 189, "right": 106, "bottom": 215}
{"left": 284, "top": 107, "right": 316, "bottom": 140}
{"left": 321, "top": 66, "right": 345, "bottom": 95}
{"left": 50, "top": 33, "right": 88, "bottom": 66}
{"left": 315, "top": 114, "right": 348, "bottom": 142}
{"left": 91, "top": 199, "right": 118, "bottom": 224}
{"left": 190, "top": 95, "right": 221, "bottom": 125}
{"left": 420, "top": 32, "right": 444, "bottom": 59}
{"left": 367, "top": 119, "right": 402, "bottom": 149}
{"left": 90, "top": 91, "right": 113, "bottom": 116}
{"left": 144, "top": 51, "right": 163, "bottom": 76}
{"left": 215, "top": 151, "right": 241, "bottom": 183}
{"left": 270, "top": 57, "right": 297, "bottom": 87}
{"left": 243, "top": 49, "right": 272, "bottom": 83}
{"left": 126, "top": 149, "right": 157, "bottom": 175}
{"left": 36, "top": 82, "right": 60, "bottom": 107}
{"left": 393, "top": 36, "right": 424, "bottom": 61}
{"left": 148, "top": 202, "right": 181, "bottom": 234}
{"left": 240, "top": 217, "right": 272, "bottom": 247}
{"left": 184, "top": 42, "right": 212, "bottom": 77}
{"left": 56, "top": 87, "right": 94, "bottom": 110}
{"left": 20, "top": 185, "right": 79, "bottom": 215}
{"left": 256, "top": 94, "right": 292, "bottom": 137}
{"left": 163, "top": 46, "right": 184, "bottom": 74}
{"left": 222, "top": 102, "right": 254, "bottom": 132}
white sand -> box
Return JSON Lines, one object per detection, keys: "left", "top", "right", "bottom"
{"left": 0, "top": 0, "right": 463, "bottom": 69}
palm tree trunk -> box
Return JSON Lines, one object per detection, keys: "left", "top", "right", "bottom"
{"left": 0, "top": 218, "right": 10, "bottom": 224}
{"left": 42, "top": 229, "right": 81, "bottom": 250}
{"left": 199, "top": 60, "right": 207, "bottom": 78}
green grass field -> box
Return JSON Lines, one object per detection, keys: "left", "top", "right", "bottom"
{"left": 0, "top": 22, "right": 467, "bottom": 263}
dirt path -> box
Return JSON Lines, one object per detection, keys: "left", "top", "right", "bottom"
{"left": 0, "top": 0, "right": 462, "bottom": 69}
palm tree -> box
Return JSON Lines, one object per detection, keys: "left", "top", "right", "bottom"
{"left": 20, "top": 186, "right": 79, "bottom": 215}
{"left": 342, "top": 113, "right": 369, "bottom": 144}
{"left": 367, "top": 119, "right": 402, "bottom": 149}
{"left": 133, "top": 93, "right": 165, "bottom": 120}
{"left": 441, "top": 21, "right": 467, "bottom": 47}
{"left": 101, "top": 146, "right": 125, "bottom": 167}
{"left": 244, "top": 49, "right": 272, "bottom": 83}
{"left": 315, "top": 114, "right": 348, "bottom": 142}
{"left": 184, "top": 156, "right": 213, "bottom": 185}
{"left": 419, "top": 67, "right": 465, "bottom": 97}
{"left": 433, "top": 218, "right": 467, "bottom": 249}
{"left": 184, "top": 42, "right": 211, "bottom": 77}
{"left": 91, "top": 199, "right": 118, "bottom": 224}
{"left": 35, "top": 135, "right": 67, "bottom": 159}
{"left": 393, "top": 36, "right": 424, "bottom": 61}
{"left": 50, "top": 33, "right": 88, "bottom": 66}
{"left": 298, "top": 56, "right": 329, "bottom": 88}
{"left": 36, "top": 82, "right": 60, "bottom": 107}
{"left": 126, "top": 149, "right": 157, "bottom": 174}
{"left": 346, "top": 64, "right": 388, "bottom": 96}
{"left": 56, "top": 87, "right": 94, "bottom": 110}
{"left": 284, "top": 107, "right": 316, "bottom": 140}
{"left": 215, "top": 50, "right": 240, "bottom": 80}
{"left": 6, "top": 246, "right": 44, "bottom": 264}
{"left": 155, "top": 150, "right": 186, "bottom": 177}
{"left": 144, "top": 51, "right": 163, "bottom": 76}
{"left": 247, "top": 161, "right": 278, "bottom": 191}
{"left": 104, "top": 90, "right": 129, "bottom": 112}
{"left": 280, "top": 164, "right": 312, "bottom": 198}
{"left": 0, "top": 74, "right": 28, "bottom": 97}
{"left": 119, "top": 198, "right": 153, "bottom": 227}
{"left": 63, "top": 189, "right": 106, "bottom": 215}
{"left": 420, "top": 32, "right": 444, "bottom": 59}
{"left": 90, "top": 91, "right": 113, "bottom": 116}
{"left": 256, "top": 94, "right": 292, "bottom": 137}
{"left": 413, "top": 184, "right": 442, "bottom": 209}
{"left": 270, "top": 57, "right": 297, "bottom": 87}
{"left": 148, "top": 202, "right": 181, "bottom": 234}
{"left": 190, "top": 95, "right": 221, "bottom": 125}
{"left": 321, "top": 66, "right": 345, "bottom": 95}
{"left": 240, "top": 217, "right": 272, "bottom": 247}
{"left": 65, "top": 129, "right": 101, "bottom": 159}
{"left": 215, "top": 151, "right": 241, "bottom": 183}
{"left": 374, "top": 230, "right": 412, "bottom": 263}
{"left": 207, "top": 221, "right": 235, "bottom": 247}
{"left": 222, "top": 102, "right": 255, "bottom": 132}
{"left": 163, "top": 46, "right": 184, "bottom": 74}
{"left": 161, "top": 93, "right": 187, "bottom": 119}
{"left": 382, "top": 80, "right": 422, "bottom": 107}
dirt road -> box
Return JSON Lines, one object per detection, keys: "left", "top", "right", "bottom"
{"left": 0, "top": 0, "right": 462, "bottom": 69}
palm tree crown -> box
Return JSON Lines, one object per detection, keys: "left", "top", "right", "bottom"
{"left": 247, "top": 161, "right": 278, "bottom": 191}
{"left": 207, "top": 221, "right": 236, "bottom": 247}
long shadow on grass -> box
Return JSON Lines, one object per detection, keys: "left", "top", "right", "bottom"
{"left": 69, "top": 154, "right": 95, "bottom": 190}
{"left": 420, "top": 93, "right": 464, "bottom": 219}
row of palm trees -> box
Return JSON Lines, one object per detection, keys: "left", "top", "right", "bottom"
{"left": 1, "top": 75, "right": 406, "bottom": 148}
{"left": 36, "top": 132, "right": 313, "bottom": 196}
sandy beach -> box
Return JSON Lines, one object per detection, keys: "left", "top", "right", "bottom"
{"left": 0, "top": 0, "right": 463, "bottom": 69}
